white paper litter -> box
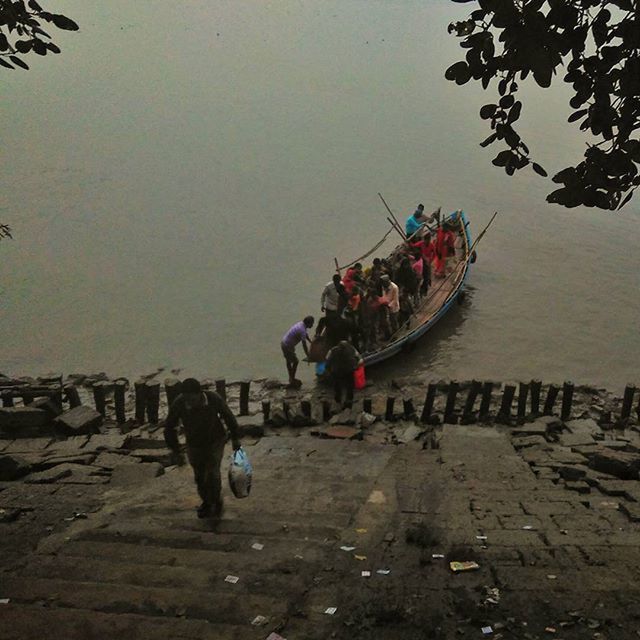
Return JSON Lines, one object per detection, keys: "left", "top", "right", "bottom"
{"left": 324, "top": 607, "right": 337, "bottom": 615}
{"left": 340, "top": 545, "right": 356, "bottom": 552}
{"left": 522, "top": 525, "right": 535, "bottom": 530}
{"left": 432, "top": 553, "right": 445, "bottom": 558}
{"left": 376, "top": 569, "right": 391, "bottom": 575}
{"left": 251, "top": 542, "right": 264, "bottom": 551}
{"left": 224, "top": 575, "right": 239, "bottom": 584}
{"left": 481, "top": 626, "right": 493, "bottom": 635}
{"left": 251, "top": 615, "right": 268, "bottom": 626}
{"left": 361, "top": 570, "right": 371, "bottom": 577}
{"left": 0, "top": 599, "right": 9, "bottom": 605}
{"left": 476, "top": 535, "right": 488, "bottom": 540}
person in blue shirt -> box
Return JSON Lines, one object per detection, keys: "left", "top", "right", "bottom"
{"left": 405, "top": 204, "right": 426, "bottom": 237}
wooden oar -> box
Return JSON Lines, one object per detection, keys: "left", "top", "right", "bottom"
{"left": 378, "top": 193, "right": 407, "bottom": 240}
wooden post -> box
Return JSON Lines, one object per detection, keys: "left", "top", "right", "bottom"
{"left": 1, "top": 393, "right": 14, "bottom": 407}
{"left": 92, "top": 381, "right": 107, "bottom": 417}
{"left": 64, "top": 384, "right": 81, "bottom": 409}
{"left": 620, "top": 384, "right": 636, "bottom": 422}
{"left": 530, "top": 379, "right": 542, "bottom": 416}
{"left": 363, "top": 398, "right": 372, "bottom": 414}
{"left": 420, "top": 383, "right": 437, "bottom": 423}
{"left": 134, "top": 379, "right": 147, "bottom": 424}
{"left": 403, "top": 398, "right": 415, "bottom": 419}
{"left": 560, "top": 381, "right": 574, "bottom": 422}
{"left": 479, "top": 381, "right": 493, "bottom": 420}
{"left": 282, "top": 401, "right": 291, "bottom": 423}
{"left": 301, "top": 400, "right": 312, "bottom": 418}
{"left": 239, "top": 380, "right": 250, "bottom": 416}
{"left": 543, "top": 384, "right": 560, "bottom": 416}
{"left": 322, "top": 400, "right": 331, "bottom": 422}
{"left": 517, "top": 382, "right": 530, "bottom": 420}
{"left": 497, "top": 384, "right": 516, "bottom": 423}
{"left": 22, "top": 393, "right": 33, "bottom": 406}
{"left": 164, "top": 378, "right": 182, "bottom": 408}
{"left": 385, "top": 397, "right": 395, "bottom": 421}
{"left": 261, "top": 400, "right": 271, "bottom": 423}
{"left": 462, "top": 380, "right": 481, "bottom": 420}
{"left": 215, "top": 378, "right": 226, "bottom": 402}
{"left": 114, "top": 380, "right": 127, "bottom": 424}
{"left": 444, "top": 380, "right": 459, "bottom": 423}
{"left": 146, "top": 380, "right": 161, "bottom": 424}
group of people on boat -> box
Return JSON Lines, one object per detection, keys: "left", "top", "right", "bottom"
{"left": 280, "top": 205, "right": 464, "bottom": 401}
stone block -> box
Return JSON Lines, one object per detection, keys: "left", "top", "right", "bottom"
{"left": 511, "top": 422, "right": 549, "bottom": 437}
{"left": 54, "top": 406, "right": 102, "bottom": 435}
{"left": 0, "top": 406, "right": 49, "bottom": 430}
{"left": 512, "top": 435, "right": 547, "bottom": 449}
{"left": 619, "top": 502, "right": 640, "bottom": 522}
{"left": 94, "top": 451, "right": 139, "bottom": 469}
{"left": 24, "top": 465, "right": 73, "bottom": 484}
{"left": 31, "top": 396, "right": 63, "bottom": 419}
{"left": 110, "top": 462, "right": 164, "bottom": 486}
{"left": 236, "top": 415, "right": 266, "bottom": 437}
{"left": 394, "top": 424, "right": 423, "bottom": 443}
{"left": 312, "top": 426, "right": 362, "bottom": 440}
{"left": 0, "top": 454, "right": 31, "bottom": 480}
{"left": 558, "top": 465, "right": 587, "bottom": 481}
{"left": 589, "top": 449, "right": 640, "bottom": 480}
{"left": 565, "top": 418, "right": 600, "bottom": 436}
{"left": 84, "top": 432, "right": 130, "bottom": 451}
{"left": 128, "top": 448, "right": 172, "bottom": 465}
{"left": 559, "top": 432, "right": 595, "bottom": 447}
{"left": 564, "top": 480, "right": 591, "bottom": 493}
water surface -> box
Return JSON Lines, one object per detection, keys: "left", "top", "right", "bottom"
{"left": 1, "top": 0, "right": 638, "bottom": 389}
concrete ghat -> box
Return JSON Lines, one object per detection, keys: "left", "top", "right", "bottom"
{"left": 1, "top": 409, "right": 640, "bottom": 639}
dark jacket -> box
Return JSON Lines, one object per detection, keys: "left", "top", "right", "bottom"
{"left": 164, "top": 391, "right": 239, "bottom": 453}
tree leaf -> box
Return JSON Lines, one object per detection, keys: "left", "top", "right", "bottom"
{"left": 617, "top": 190, "right": 634, "bottom": 210}
{"left": 50, "top": 14, "right": 79, "bottom": 31}
{"left": 479, "top": 133, "right": 498, "bottom": 147}
{"left": 0, "top": 58, "right": 15, "bottom": 69}
{"left": 9, "top": 55, "right": 29, "bottom": 69}
{"left": 532, "top": 163, "right": 548, "bottom": 177}
{"left": 480, "top": 103, "right": 497, "bottom": 119}
{"left": 568, "top": 109, "right": 588, "bottom": 123}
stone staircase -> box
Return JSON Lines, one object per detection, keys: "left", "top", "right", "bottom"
{"left": 0, "top": 437, "right": 394, "bottom": 640}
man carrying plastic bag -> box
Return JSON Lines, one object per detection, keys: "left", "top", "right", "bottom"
{"left": 164, "top": 378, "right": 241, "bottom": 519}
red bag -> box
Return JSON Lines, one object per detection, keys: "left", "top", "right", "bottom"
{"left": 353, "top": 364, "right": 366, "bottom": 390}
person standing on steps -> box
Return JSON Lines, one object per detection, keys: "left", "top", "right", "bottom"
{"left": 281, "top": 315, "right": 314, "bottom": 387}
{"left": 163, "top": 377, "right": 241, "bottom": 519}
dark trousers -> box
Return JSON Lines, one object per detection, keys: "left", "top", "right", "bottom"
{"left": 187, "top": 438, "right": 226, "bottom": 507}
{"left": 334, "top": 373, "right": 355, "bottom": 405}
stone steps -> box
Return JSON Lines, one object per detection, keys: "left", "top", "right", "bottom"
{"left": 21, "top": 553, "right": 309, "bottom": 596}
{"left": 76, "top": 525, "right": 332, "bottom": 558}
{"left": 0, "top": 603, "right": 254, "bottom": 640}
{"left": 52, "top": 538, "right": 320, "bottom": 578}
{"left": 0, "top": 575, "right": 288, "bottom": 627}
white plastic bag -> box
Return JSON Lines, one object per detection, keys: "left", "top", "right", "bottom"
{"left": 228, "top": 447, "right": 253, "bottom": 498}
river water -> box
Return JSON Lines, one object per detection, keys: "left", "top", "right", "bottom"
{"left": 1, "top": 0, "right": 639, "bottom": 390}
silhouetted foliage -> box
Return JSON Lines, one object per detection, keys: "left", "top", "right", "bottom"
{"left": 447, "top": 0, "right": 639, "bottom": 210}
{"left": 0, "top": 0, "right": 78, "bottom": 70}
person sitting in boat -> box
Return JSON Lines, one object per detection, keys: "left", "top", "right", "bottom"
{"left": 379, "top": 274, "right": 400, "bottom": 337}
{"left": 405, "top": 204, "right": 426, "bottom": 238}
{"left": 325, "top": 340, "right": 363, "bottom": 407}
{"left": 342, "top": 263, "right": 364, "bottom": 294}
{"left": 281, "top": 316, "right": 314, "bottom": 388}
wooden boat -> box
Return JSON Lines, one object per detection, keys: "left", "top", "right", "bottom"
{"left": 361, "top": 209, "right": 473, "bottom": 366}
{"left": 313, "top": 209, "right": 485, "bottom": 370}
